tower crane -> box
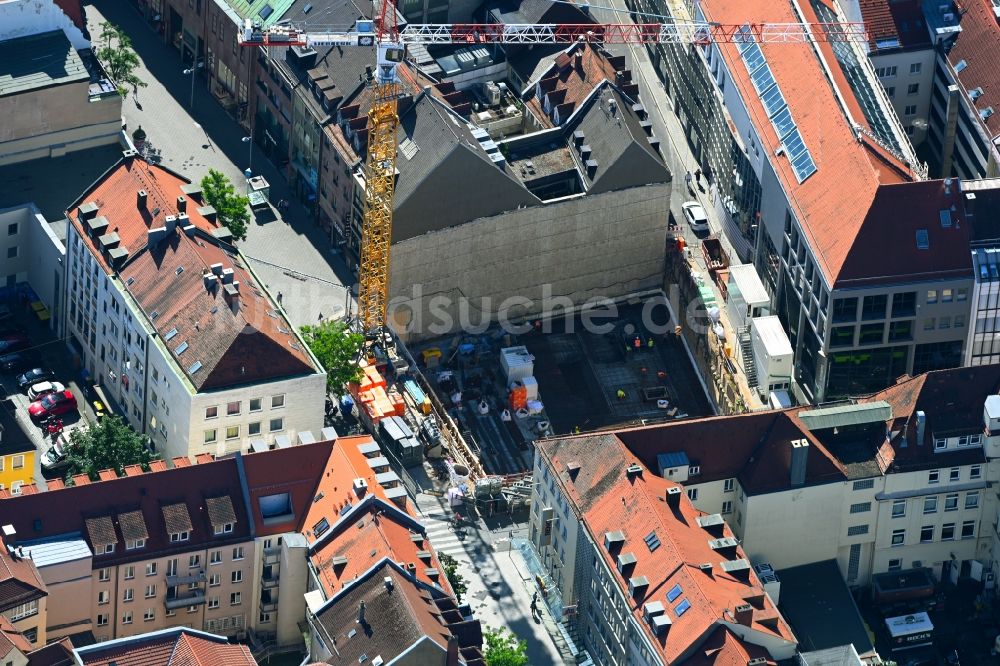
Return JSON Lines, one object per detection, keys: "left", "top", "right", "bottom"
{"left": 241, "top": 10, "right": 867, "bottom": 339}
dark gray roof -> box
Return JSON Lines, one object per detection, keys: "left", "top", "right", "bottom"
{"left": 392, "top": 94, "right": 538, "bottom": 241}
{"left": 485, "top": 0, "right": 590, "bottom": 25}
{"left": 0, "top": 30, "right": 89, "bottom": 97}
{"left": 568, "top": 84, "right": 670, "bottom": 194}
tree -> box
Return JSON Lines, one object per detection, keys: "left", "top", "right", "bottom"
{"left": 96, "top": 22, "right": 147, "bottom": 99}
{"left": 483, "top": 628, "right": 529, "bottom": 666}
{"left": 300, "top": 319, "right": 364, "bottom": 392}
{"left": 201, "top": 169, "right": 250, "bottom": 240}
{"left": 438, "top": 553, "right": 468, "bottom": 603}
{"left": 64, "top": 416, "right": 153, "bottom": 482}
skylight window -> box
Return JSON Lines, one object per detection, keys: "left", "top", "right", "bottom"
{"left": 644, "top": 531, "right": 661, "bottom": 553}
{"left": 916, "top": 229, "right": 929, "bottom": 250}
{"left": 675, "top": 598, "right": 692, "bottom": 616}
{"left": 667, "top": 584, "right": 683, "bottom": 602}
{"left": 188, "top": 361, "right": 203, "bottom": 374}
{"left": 164, "top": 328, "right": 178, "bottom": 340}
{"left": 176, "top": 341, "right": 189, "bottom": 354}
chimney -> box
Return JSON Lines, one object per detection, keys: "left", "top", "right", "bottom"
{"left": 211, "top": 263, "right": 224, "bottom": 276}
{"left": 224, "top": 283, "right": 240, "bottom": 308}
{"left": 734, "top": 603, "right": 753, "bottom": 626}
{"left": 575, "top": 52, "right": 584, "bottom": 70}
{"left": 203, "top": 271, "right": 218, "bottom": 291}
{"left": 790, "top": 439, "right": 808, "bottom": 486}
{"left": 221, "top": 267, "right": 235, "bottom": 283}
{"left": 916, "top": 411, "right": 926, "bottom": 446}
{"left": 357, "top": 599, "right": 366, "bottom": 624}
{"left": 944, "top": 178, "right": 952, "bottom": 195}
{"left": 353, "top": 477, "right": 368, "bottom": 498}
{"left": 383, "top": 575, "right": 394, "bottom": 592}
{"left": 446, "top": 636, "right": 460, "bottom": 666}
{"left": 164, "top": 215, "right": 177, "bottom": 235}
{"left": 148, "top": 227, "right": 166, "bottom": 246}
{"left": 665, "top": 485, "right": 682, "bottom": 508}
{"left": 176, "top": 195, "right": 187, "bottom": 213}
{"left": 566, "top": 461, "right": 581, "bottom": 481}
{"left": 137, "top": 190, "right": 148, "bottom": 209}
{"left": 626, "top": 463, "right": 643, "bottom": 480}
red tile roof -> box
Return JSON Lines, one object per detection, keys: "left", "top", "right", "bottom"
{"left": 859, "top": 0, "right": 931, "bottom": 50}
{"left": 701, "top": 0, "right": 915, "bottom": 283}
{"left": 0, "top": 536, "right": 47, "bottom": 614}
{"left": 0, "top": 615, "right": 32, "bottom": 660}
{"left": 948, "top": 0, "right": 1000, "bottom": 137}
{"left": 69, "top": 158, "right": 318, "bottom": 391}
{"left": 75, "top": 628, "right": 257, "bottom": 665}
{"left": 680, "top": 626, "right": 775, "bottom": 666}
{"left": 538, "top": 436, "right": 796, "bottom": 663}
{"left": 526, "top": 43, "right": 623, "bottom": 128}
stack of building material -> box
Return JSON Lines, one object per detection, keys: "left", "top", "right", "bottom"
{"left": 509, "top": 384, "right": 528, "bottom": 410}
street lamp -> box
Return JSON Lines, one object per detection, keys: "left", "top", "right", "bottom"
{"left": 241, "top": 136, "right": 252, "bottom": 174}
{"left": 182, "top": 62, "right": 203, "bottom": 109}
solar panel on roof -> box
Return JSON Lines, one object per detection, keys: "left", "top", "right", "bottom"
{"left": 783, "top": 129, "right": 808, "bottom": 162}
{"left": 760, "top": 85, "right": 785, "bottom": 117}
{"left": 771, "top": 107, "right": 795, "bottom": 138}
{"left": 750, "top": 66, "right": 775, "bottom": 94}
{"left": 644, "top": 531, "right": 661, "bottom": 552}
{"left": 791, "top": 152, "right": 817, "bottom": 182}
{"left": 741, "top": 43, "right": 766, "bottom": 73}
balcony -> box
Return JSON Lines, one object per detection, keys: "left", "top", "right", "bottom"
{"left": 165, "top": 592, "right": 206, "bottom": 610}
{"left": 263, "top": 547, "right": 281, "bottom": 565}
{"left": 166, "top": 570, "right": 206, "bottom": 586}
{"left": 259, "top": 598, "right": 278, "bottom": 613}
{"left": 261, "top": 575, "right": 280, "bottom": 590}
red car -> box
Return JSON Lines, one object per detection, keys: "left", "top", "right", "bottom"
{"left": 28, "top": 390, "right": 77, "bottom": 421}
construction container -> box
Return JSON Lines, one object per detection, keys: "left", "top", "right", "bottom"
{"left": 403, "top": 378, "right": 426, "bottom": 405}
{"left": 500, "top": 346, "right": 534, "bottom": 383}
{"left": 726, "top": 264, "right": 770, "bottom": 330}
{"left": 522, "top": 376, "right": 539, "bottom": 400}
{"left": 750, "top": 316, "right": 793, "bottom": 397}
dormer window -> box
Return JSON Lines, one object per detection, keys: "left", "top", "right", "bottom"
{"left": 103, "top": 543, "right": 115, "bottom": 554}
{"left": 934, "top": 437, "right": 946, "bottom": 450}
{"left": 214, "top": 522, "right": 234, "bottom": 536}
{"left": 127, "top": 538, "right": 146, "bottom": 550}
{"left": 170, "top": 531, "right": 190, "bottom": 543}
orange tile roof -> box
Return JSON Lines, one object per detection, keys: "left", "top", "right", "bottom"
{"left": 681, "top": 626, "right": 775, "bottom": 666}
{"left": 0, "top": 615, "right": 31, "bottom": 660}
{"left": 948, "top": 0, "right": 1000, "bottom": 137}
{"left": 539, "top": 436, "right": 796, "bottom": 663}
{"left": 0, "top": 536, "right": 47, "bottom": 614}
{"left": 76, "top": 628, "right": 257, "bottom": 665}
{"left": 526, "top": 43, "right": 622, "bottom": 128}
{"left": 701, "top": 0, "right": 914, "bottom": 282}
{"left": 858, "top": 0, "right": 930, "bottom": 50}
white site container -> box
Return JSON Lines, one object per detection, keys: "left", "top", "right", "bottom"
{"left": 750, "top": 316, "right": 793, "bottom": 397}
{"left": 500, "top": 346, "right": 534, "bottom": 383}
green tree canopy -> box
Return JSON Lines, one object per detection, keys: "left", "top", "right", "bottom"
{"left": 300, "top": 319, "right": 364, "bottom": 392}
{"left": 201, "top": 169, "right": 250, "bottom": 240}
{"left": 483, "top": 627, "right": 529, "bottom": 666}
{"left": 96, "top": 22, "right": 146, "bottom": 99}
{"left": 438, "top": 553, "right": 468, "bottom": 603}
{"left": 64, "top": 415, "right": 153, "bottom": 482}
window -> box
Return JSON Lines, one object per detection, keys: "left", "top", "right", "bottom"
{"left": 210, "top": 550, "right": 222, "bottom": 564}
{"left": 942, "top": 523, "right": 956, "bottom": 540}
{"left": 859, "top": 323, "right": 884, "bottom": 344}
{"left": 892, "top": 499, "right": 906, "bottom": 518}
{"left": 103, "top": 543, "right": 115, "bottom": 554}
{"left": 927, "top": 290, "right": 938, "bottom": 304}
{"left": 920, "top": 525, "right": 934, "bottom": 542}
{"left": 687, "top": 488, "right": 698, "bottom": 501}
{"left": 248, "top": 422, "right": 261, "bottom": 436}
{"left": 232, "top": 546, "right": 245, "bottom": 560}
{"left": 721, "top": 501, "right": 733, "bottom": 514}
{"left": 205, "top": 406, "right": 218, "bottom": 419}
{"left": 723, "top": 478, "right": 735, "bottom": 492}
{"left": 928, "top": 470, "right": 939, "bottom": 484}
{"left": 170, "top": 531, "right": 190, "bottom": 542}
{"left": 892, "top": 292, "right": 916, "bottom": 318}
{"left": 966, "top": 491, "right": 980, "bottom": 509}
{"left": 209, "top": 596, "right": 220, "bottom": 609}
{"left": 910, "top": 62, "right": 922, "bottom": 74}
{"left": 210, "top": 573, "right": 221, "bottom": 587}
{"left": 122, "top": 611, "right": 133, "bottom": 625}
{"left": 961, "top": 520, "right": 976, "bottom": 538}
{"left": 888, "top": 558, "right": 903, "bottom": 572}
{"left": 950, "top": 467, "right": 960, "bottom": 482}
{"left": 166, "top": 559, "right": 177, "bottom": 576}
{"left": 146, "top": 562, "right": 157, "bottom": 576}
{"left": 144, "top": 608, "right": 155, "bottom": 622}
{"left": 6, "top": 247, "right": 16, "bottom": 259}
{"left": 970, "top": 434, "right": 982, "bottom": 446}
{"left": 854, "top": 479, "right": 875, "bottom": 491}
{"left": 231, "top": 570, "right": 243, "bottom": 583}
{"left": 226, "top": 401, "right": 241, "bottom": 416}
{"left": 891, "top": 529, "right": 905, "bottom": 546}
{"left": 271, "top": 394, "right": 285, "bottom": 408}
{"left": 7, "top": 223, "right": 18, "bottom": 235}
{"left": 886, "top": 86, "right": 895, "bottom": 97}
{"left": 98, "top": 590, "right": 109, "bottom": 604}
{"left": 876, "top": 65, "right": 897, "bottom": 77}
{"left": 187, "top": 605, "right": 198, "bottom": 614}
{"left": 888, "top": 320, "right": 913, "bottom": 342}
{"left": 11, "top": 455, "right": 23, "bottom": 470}
{"left": 862, "top": 295, "right": 887, "bottom": 320}
{"left": 830, "top": 326, "right": 855, "bottom": 348}
{"left": 269, "top": 418, "right": 284, "bottom": 432}
{"left": 250, "top": 398, "right": 262, "bottom": 412}
{"left": 260, "top": 612, "right": 272, "bottom": 623}
{"left": 833, "top": 297, "right": 858, "bottom": 322}
{"left": 851, "top": 502, "right": 872, "bottom": 514}
{"left": 127, "top": 538, "right": 145, "bottom": 550}
{"left": 904, "top": 104, "right": 917, "bottom": 116}
{"left": 847, "top": 524, "right": 869, "bottom": 536}
{"left": 189, "top": 555, "right": 200, "bottom": 568}
{"left": 945, "top": 493, "right": 959, "bottom": 511}
{"left": 957, "top": 288, "right": 968, "bottom": 302}
{"left": 226, "top": 425, "right": 240, "bottom": 440}
{"left": 942, "top": 288, "right": 953, "bottom": 303}
{"left": 230, "top": 592, "right": 242, "bottom": 606}
{"left": 940, "top": 316, "right": 951, "bottom": 329}
{"left": 204, "top": 429, "right": 217, "bottom": 444}
{"left": 123, "top": 588, "right": 134, "bottom": 602}
{"left": 934, "top": 437, "right": 946, "bottom": 450}
{"left": 971, "top": 465, "right": 982, "bottom": 480}
{"left": 214, "top": 523, "right": 234, "bottom": 535}
{"left": 907, "top": 83, "right": 920, "bottom": 95}
{"left": 97, "top": 613, "right": 109, "bottom": 627}
{"left": 124, "top": 565, "right": 135, "bottom": 580}
{"left": 145, "top": 584, "right": 155, "bottom": 598}
{"left": 924, "top": 318, "right": 935, "bottom": 330}
{"left": 99, "top": 568, "right": 110, "bottom": 582}
{"left": 955, "top": 314, "right": 966, "bottom": 328}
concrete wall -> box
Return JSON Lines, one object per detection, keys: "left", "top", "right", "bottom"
{"left": 870, "top": 48, "right": 936, "bottom": 146}
{"left": 0, "top": 0, "right": 88, "bottom": 48}
{"left": 0, "top": 82, "right": 122, "bottom": 166}
{"left": 0, "top": 205, "right": 67, "bottom": 333}
{"left": 275, "top": 534, "right": 309, "bottom": 647}
{"left": 37, "top": 556, "right": 93, "bottom": 640}
{"left": 389, "top": 183, "right": 671, "bottom": 341}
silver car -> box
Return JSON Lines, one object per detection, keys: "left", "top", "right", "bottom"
{"left": 682, "top": 201, "right": 710, "bottom": 233}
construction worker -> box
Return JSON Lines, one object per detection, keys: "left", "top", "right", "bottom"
{"left": 648, "top": 337, "right": 655, "bottom": 349}
{"left": 573, "top": 425, "right": 581, "bottom": 434}
{"left": 617, "top": 389, "right": 626, "bottom": 401}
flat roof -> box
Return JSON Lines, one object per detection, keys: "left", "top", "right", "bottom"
{"left": 777, "top": 560, "right": 875, "bottom": 655}
{"left": 0, "top": 30, "right": 89, "bottom": 97}
{"left": 22, "top": 534, "right": 92, "bottom": 567}
{"left": 727, "top": 264, "right": 769, "bottom": 307}
{"left": 751, "top": 316, "right": 793, "bottom": 356}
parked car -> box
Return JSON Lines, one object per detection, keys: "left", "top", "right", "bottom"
{"left": 0, "top": 334, "right": 29, "bottom": 355}
{"left": 41, "top": 429, "right": 76, "bottom": 473}
{"left": 28, "top": 390, "right": 77, "bottom": 421}
{"left": 27, "top": 381, "right": 65, "bottom": 401}
{"left": 682, "top": 201, "right": 710, "bottom": 233}
{"left": 16, "top": 368, "right": 53, "bottom": 390}
{"left": 0, "top": 351, "right": 39, "bottom": 373}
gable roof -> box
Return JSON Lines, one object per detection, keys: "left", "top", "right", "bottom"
{"left": 946, "top": 0, "right": 1000, "bottom": 139}
{"left": 680, "top": 626, "right": 775, "bottom": 666}
{"left": 525, "top": 43, "right": 622, "bottom": 129}
{"left": 311, "top": 560, "right": 483, "bottom": 666}
{"left": 25, "top": 637, "right": 75, "bottom": 666}
{"left": 701, "top": 0, "right": 916, "bottom": 283}
{"left": 0, "top": 457, "right": 251, "bottom": 567}
{"left": 0, "top": 615, "right": 32, "bottom": 660}
{"left": 0, "top": 536, "right": 47, "bottom": 613}
{"left": 858, "top": 0, "right": 931, "bottom": 51}
{"left": 74, "top": 627, "right": 257, "bottom": 665}
{"left": 537, "top": 435, "right": 796, "bottom": 664}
